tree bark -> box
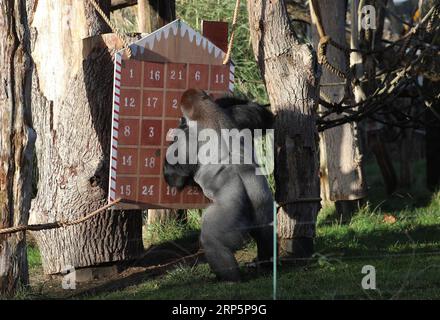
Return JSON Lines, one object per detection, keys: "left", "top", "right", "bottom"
{"left": 247, "top": 0, "right": 320, "bottom": 256}
{"left": 311, "top": 0, "right": 366, "bottom": 222}
{"left": 29, "top": 0, "right": 143, "bottom": 274}
{"left": 0, "top": 0, "right": 36, "bottom": 296}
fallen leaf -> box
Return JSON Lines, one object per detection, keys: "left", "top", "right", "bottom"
{"left": 383, "top": 214, "right": 397, "bottom": 224}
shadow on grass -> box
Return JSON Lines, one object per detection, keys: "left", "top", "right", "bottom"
{"left": 69, "top": 232, "right": 203, "bottom": 299}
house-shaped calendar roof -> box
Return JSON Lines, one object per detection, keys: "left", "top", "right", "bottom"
{"left": 119, "top": 19, "right": 233, "bottom": 67}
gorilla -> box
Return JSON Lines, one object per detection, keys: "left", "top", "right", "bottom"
{"left": 163, "top": 89, "right": 275, "bottom": 282}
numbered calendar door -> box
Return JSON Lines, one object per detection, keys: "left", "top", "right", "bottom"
{"left": 111, "top": 55, "right": 232, "bottom": 208}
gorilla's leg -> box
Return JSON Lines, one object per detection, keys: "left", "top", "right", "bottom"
{"left": 250, "top": 224, "right": 273, "bottom": 269}
{"left": 200, "top": 201, "right": 250, "bottom": 282}
{"left": 239, "top": 167, "right": 274, "bottom": 267}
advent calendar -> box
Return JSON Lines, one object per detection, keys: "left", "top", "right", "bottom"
{"left": 108, "top": 20, "right": 234, "bottom": 209}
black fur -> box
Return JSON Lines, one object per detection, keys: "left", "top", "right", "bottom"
{"left": 163, "top": 118, "right": 198, "bottom": 190}
{"left": 214, "top": 97, "right": 274, "bottom": 132}
{"left": 164, "top": 98, "right": 274, "bottom": 190}
{"left": 163, "top": 96, "right": 274, "bottom": 281}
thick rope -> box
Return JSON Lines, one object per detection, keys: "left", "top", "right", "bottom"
{"left": 89, "top": 0, "right": 133, "bottom": 58}
{"left": 0, "top": 199, "right": 122, "bottom": 235}
{"left": 223, "top": 0, "right": 241, "bottom": 65}
{"left": 310, "top": 0, "right": 350, "bottom": 80}
{"left": 318, "top": 36, "right": 349, "bottom": 80}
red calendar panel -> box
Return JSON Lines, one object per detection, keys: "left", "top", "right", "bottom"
{"left": 139, "top": 177, "right": 160, "bottom": 203}
{"left": 144, "top": 62, "right": 165, "bottom": 88}
{"left": 115, "top": 176, "right": 138, "bottom": 202}
{"left": 141, "top": 120, "right": 162, "bottom": 146}
{"left": 118, "top": 119, "right": 140, "bottom": 146}
{"left": 189, "top": 64, "right": 209, "bottom": 90}
{"left": 165, "top": 91, "right": 184, "bottom": 118}
{"left": 210, "top": 65, "right": 230, "bottom": 91}
{"left": 139, "top": 148, "right": 162, "bottom": 175}
{"left": 166, "top": 63, "right": 188, "bottom": 89}
{"left": 143, "top": 90, "right": 164, "bottom": 117}
{"left": 121, "top": 60, "right": 142, "bottom": 87}
{"left": 111, "top": 50, "right": 234, "bottom": 209}
{"left": 117, "top": 148, "right": 138, "bottom": 175}
{"left": 120, "top": 89, "right": 141, "bottom": 117}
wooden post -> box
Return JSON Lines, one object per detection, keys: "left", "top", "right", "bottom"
{"left": 311, "top": 0, "right": 366, "bottom": 222}
{"left": 0, "top": 0, "right": 36, "bottom": 295}
{"left": 137, "top": 0, "right": 151, "bottom": 33}
{"left": 247, "top": 0, "right": 320, "bottom": 258}
{"left": 137, "top": 0, "right": 176, "bottom": 33}
{"left": 351, "top": 0, "right": 398, "bottom": 196}
{"left": 135, "top": 0, "right": 179, "bottom": 225}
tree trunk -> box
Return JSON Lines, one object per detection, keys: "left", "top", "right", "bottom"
{"left": 247, "top": 0, "right": 320, "bottom": 257}
{"left": 0, "top": 0, "right": 36, "bottom": 296}
{"left": 311, "top": 0, "right": 366, "bottom": 222}
{"left": 29, "top": 0, "right": 143, "bottom": 274}
{"left": 351, "top": 0, "right": 398, "bottom": 195}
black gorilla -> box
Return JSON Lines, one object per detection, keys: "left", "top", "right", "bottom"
{"left": 164, "top": 96, "right": 274, "bottom": 189}
{"left": 163, "top": 91, "right": 275, "bottom": 282}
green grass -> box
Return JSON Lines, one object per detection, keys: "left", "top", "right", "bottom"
{"left": 23, "top": 1, "right": 440, "bottom": 298}
{"left": 88, "top": 254, "right": 440, "bottom": 299}
{"left": 87, "top": 157, "right": 440, "bottom": 300}
{"left": 144, "top": 209, "right": 202, "bottom": 245}
{"left": 21, "top": 158, "right": 440, "bottom": 300}
{"left": 89, "top": 196, "right": 440, "bottom": 300}
{"left": 27, "top": 245, "right": 42, "bottom": 270}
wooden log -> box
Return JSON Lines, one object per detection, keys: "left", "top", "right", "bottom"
{"left": 311, "top": 0, "right": 367, "bottom": 209}
{"left": 29, "top": 0, "right": 143, "bottom": 274}
{"left": 247, "top": 0, "right": 320, "bottom": 257}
